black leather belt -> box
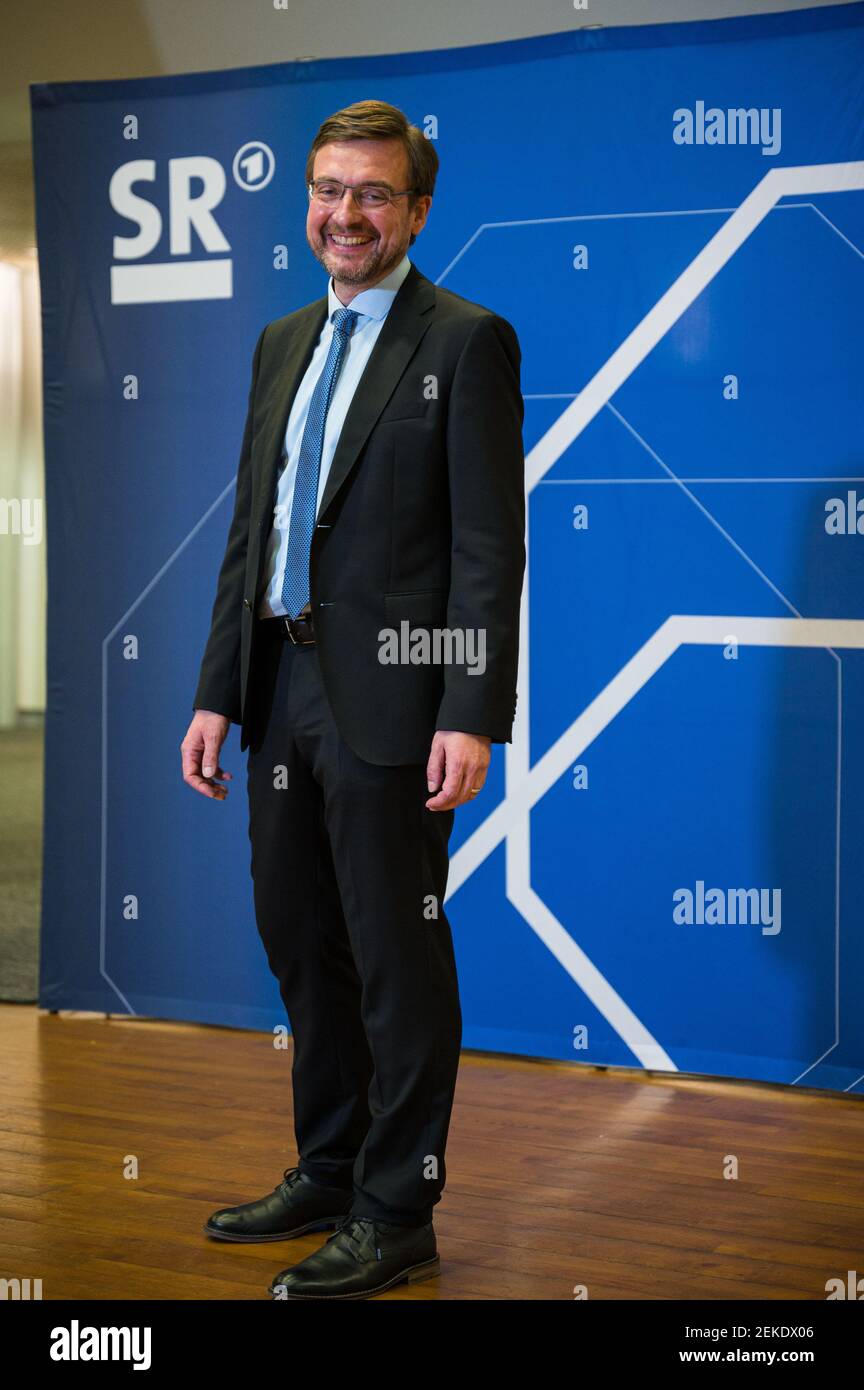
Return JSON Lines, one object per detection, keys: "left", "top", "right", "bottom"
{"left": 259, "top": 604, "right": 315, "bottom": 645}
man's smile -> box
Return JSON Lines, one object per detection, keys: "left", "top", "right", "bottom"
{"left": 327, "top": 232, "right": 376, "bottom": 250}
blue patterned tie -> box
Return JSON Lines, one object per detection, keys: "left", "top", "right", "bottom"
{"left": 280, "top": 305, "right": 359, "bottom": 618}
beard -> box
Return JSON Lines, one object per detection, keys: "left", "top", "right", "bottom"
{"left": 309, "top": 228, "right": 405, "bottom": 286}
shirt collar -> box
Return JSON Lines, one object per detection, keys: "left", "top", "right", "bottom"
{"left": 327, "top": 254, "right": 412, "bottom": 324}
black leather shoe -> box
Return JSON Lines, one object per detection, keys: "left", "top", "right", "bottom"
{"left": 268, "top": 1216, "right": 440, "bottom": 1299}
{"left": 204, "top": 1166, "right": 352, "bottom": 1242}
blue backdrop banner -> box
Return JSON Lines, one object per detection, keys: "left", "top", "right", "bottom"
{"left": 31, "top": 3, "right": 864, "bottom": 1093}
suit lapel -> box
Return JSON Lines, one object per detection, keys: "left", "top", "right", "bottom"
{"left": 251, "top": 261, "right": 436, "bottom": 552}
{"left": 251, "top": 297, "right": 328, "bottom": 532}
{"left": 317, "top": 262, "right": 435, "bottom": 520}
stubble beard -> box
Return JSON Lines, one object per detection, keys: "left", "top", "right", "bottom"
{"left": 311, "top": 229, "right": 407, "bottom": 288}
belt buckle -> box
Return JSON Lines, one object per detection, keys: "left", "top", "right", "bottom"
{"left": 283, "top": 610, "right": 313, "bottom": 645}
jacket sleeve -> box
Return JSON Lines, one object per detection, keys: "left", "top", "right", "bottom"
{"left": 192, "top": 325, "right": 266, "bottom": 721}
{"left": 434, "top": 313, "right": 526, "bottom": 743}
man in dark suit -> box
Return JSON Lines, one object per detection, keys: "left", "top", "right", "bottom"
{"left": 181, "top": 99, "right": 525, "bottom": 1300}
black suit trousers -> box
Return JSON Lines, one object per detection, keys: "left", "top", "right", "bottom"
{"left": 245, "top": 620, "right": 461, "bottom": 1226}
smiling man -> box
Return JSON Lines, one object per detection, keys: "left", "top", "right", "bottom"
{"left": 181, "top": 100, "right": 526, "bottom": 1300}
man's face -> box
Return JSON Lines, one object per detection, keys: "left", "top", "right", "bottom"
{"left": 306, "top": 138, "right": 431, "bottom": 296}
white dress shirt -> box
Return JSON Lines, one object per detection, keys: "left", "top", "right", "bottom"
{"left": 257, "top": 254, "right": 412, "bottom": 618}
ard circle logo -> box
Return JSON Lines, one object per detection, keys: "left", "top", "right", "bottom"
{"left": 232, "top": 141, "right": 276, "bottom": 191}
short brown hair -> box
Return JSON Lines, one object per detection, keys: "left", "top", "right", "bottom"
{"left": 305, "top": 99, "right": 439, "bottom": 223}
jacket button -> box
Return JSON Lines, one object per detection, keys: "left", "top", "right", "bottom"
{"left": 243, "top": 598, "right": 251, "bottom": 609}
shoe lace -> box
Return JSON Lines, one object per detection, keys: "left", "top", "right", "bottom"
{"left": 326, "top": 1215, "right": 380, "bottom": 1261}
{"left": 275, "top": 1174, "right": 383, "bottom": 1260}
{"left": 276, "top": 1165, "right": 303, "bottom": 1194}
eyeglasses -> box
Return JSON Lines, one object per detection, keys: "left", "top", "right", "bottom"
{"left": 307, "top": 179, "right": 416, "bottom": 210}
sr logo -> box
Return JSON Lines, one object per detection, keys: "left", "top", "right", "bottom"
{"left": 109, "top": 143, "right": 275, "bottom": 305}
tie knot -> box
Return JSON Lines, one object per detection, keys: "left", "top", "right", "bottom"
{"left": 331, "top": 306, "right": 359, "bottom": 337}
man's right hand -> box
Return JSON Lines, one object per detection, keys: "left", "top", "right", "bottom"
{"left": 181, "top": 710, "right": 233, "bottom": 800}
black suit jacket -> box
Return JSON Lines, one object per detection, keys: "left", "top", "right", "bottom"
{"left": 193, "top": 260, "right": 526, "bottom": 765}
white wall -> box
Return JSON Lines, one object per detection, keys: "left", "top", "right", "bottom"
{"left": 17, "top": 262, "right": 45, "bottom": 713}
{"left": 0, "top": 256, "right": 43, "bottom": 724}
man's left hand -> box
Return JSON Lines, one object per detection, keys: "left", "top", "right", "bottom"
{"left": 426, "top": 730, "right": 492, "bottom": 811}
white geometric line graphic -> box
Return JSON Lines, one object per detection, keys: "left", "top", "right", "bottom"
{"left": 462, "top": 615, "right": 860, "bottom": 1074}
{"left": 807, "top": 204, "right": 864, "bottom": 261}
{"left": 607, "top": 403, "right": 809, "bottom": 621}
{"left": 436, "top": 198, "right": 828, "bottom": 284}
{"left": 438, "top": 159, "right": 864, "bottom": 1082}
{"left": 99, "top": 477, "right": 237, "bottom": 1012}
{"left": 605, "top": 404, "right": 845, "bottom": 1083}
{"left": 620, "top": 403, "right": 845, "bottom": 1083}
{"left": 525, "top": 163, "right": 864, "bottom": 489}
{"left": 537, "top": 477, "right": 864, "bottom": 483}
{"left": 449, "top": 615, "right": 864, "bottom": 886}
